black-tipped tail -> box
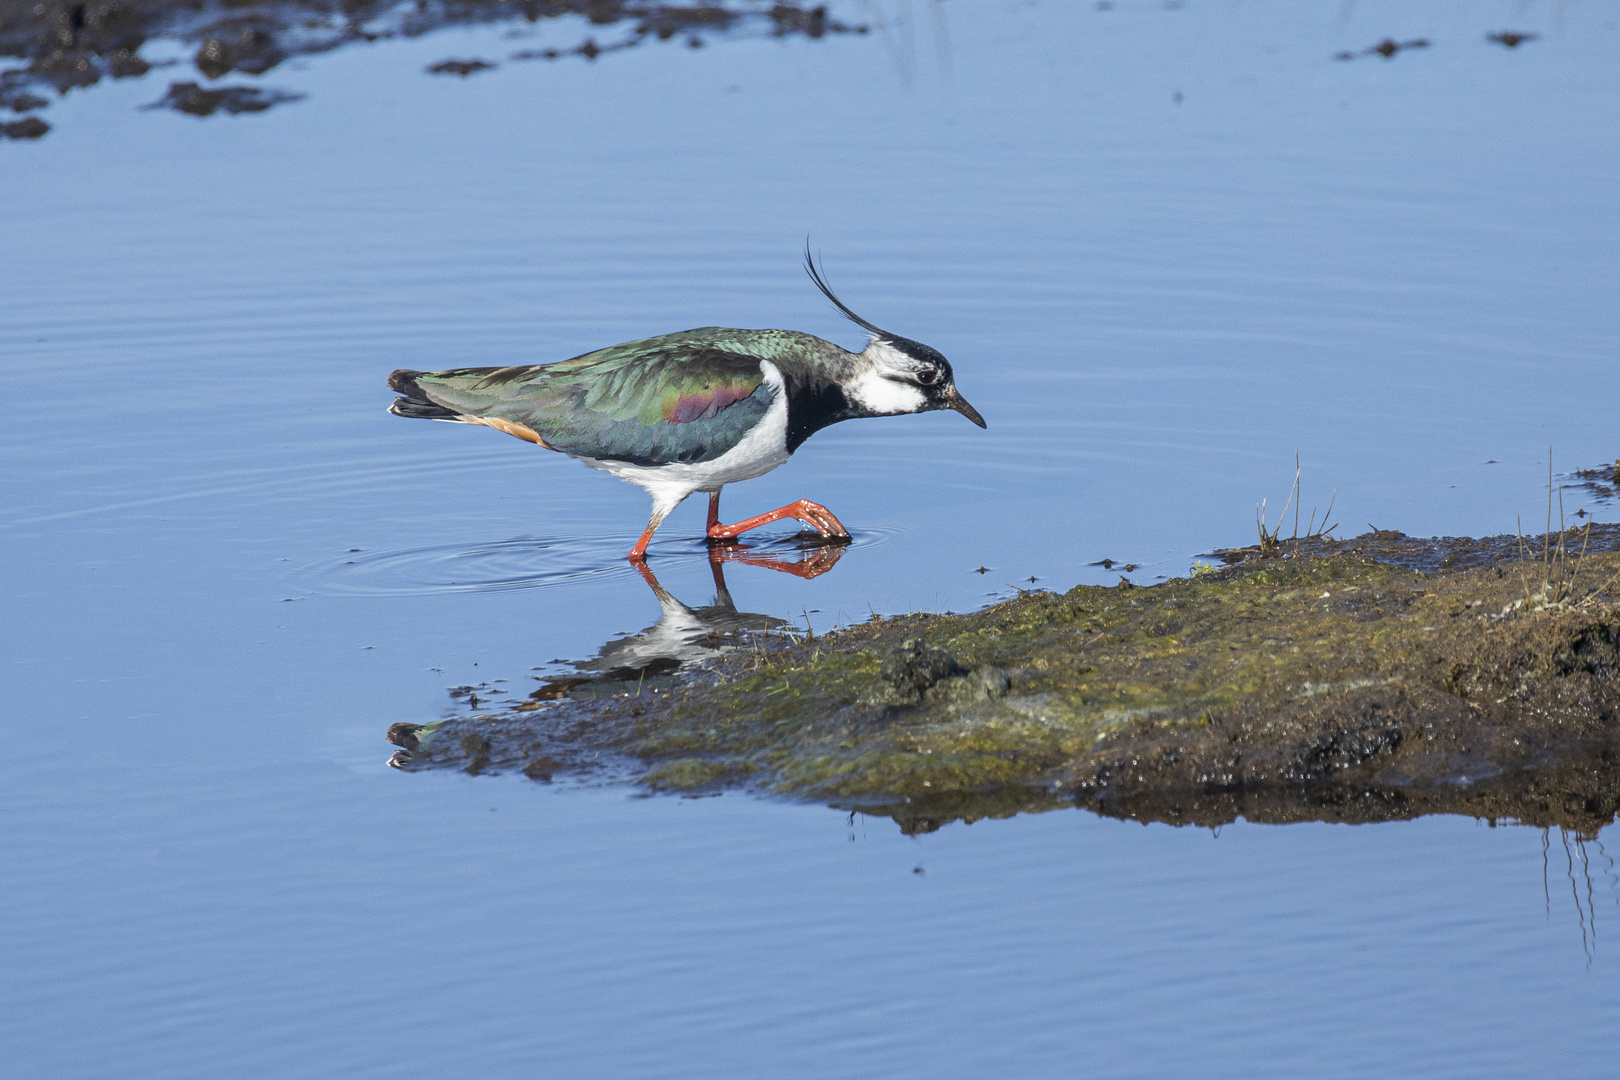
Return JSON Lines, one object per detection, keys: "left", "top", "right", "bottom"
{"left": 390, "top": 397, "right": 462, "bottom": 420}
{"left": 388, "top": 368, "right": 463, "bottom": 421}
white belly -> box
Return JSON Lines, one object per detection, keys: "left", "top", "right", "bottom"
{"left": 578, "top": 361, "right": 791, "bottom": 517}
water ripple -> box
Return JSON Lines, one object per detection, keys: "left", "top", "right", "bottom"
{"left": 302, "top": 526, "right": 904, "bottom": 596}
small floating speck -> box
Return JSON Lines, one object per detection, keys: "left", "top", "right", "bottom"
{"left": 1487, "top": 31, "right": 1537, "bottom": 49}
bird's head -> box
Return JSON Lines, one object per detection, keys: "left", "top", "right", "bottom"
{"left": 848, "top": 334, "right": 986, "bottom": 427}
{"left": 805, "top": 249, "right": 987, "bottom": 428}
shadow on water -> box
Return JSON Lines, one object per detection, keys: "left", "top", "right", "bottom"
{"left": 0, "top": 0, "right": 864, "bottom": 137}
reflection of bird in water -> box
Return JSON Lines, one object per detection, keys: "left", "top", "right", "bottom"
{"left": 579, "top": 549, "right": 840, "bottom": 680}
{"left": 386, "top": 248, "right": 984, "bottom": 565}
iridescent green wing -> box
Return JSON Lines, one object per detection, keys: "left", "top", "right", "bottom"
{"left": 413, "top": 329, "right": 781, "bottom": 465}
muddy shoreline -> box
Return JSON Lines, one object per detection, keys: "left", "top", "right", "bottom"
{"left": 388, "top": 523, "right": 1620, "bottom": 835}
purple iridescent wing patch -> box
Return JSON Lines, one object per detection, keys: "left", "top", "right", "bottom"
{"left": 664, "top": 382, "right": 758, "bottom": 424}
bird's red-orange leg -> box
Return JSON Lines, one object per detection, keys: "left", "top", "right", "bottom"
{"left": 628, "top": 526, "right": 657, "bottom": 561}
{"left": 627, "top": 504, "right": 674, "bottom": 562}
{"left": 705, "top": 492, "right": 850, "bottom": 543}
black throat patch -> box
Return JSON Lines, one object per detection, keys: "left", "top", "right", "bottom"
{"left": 783, "top": 378, "right": 858, "bottom": 454}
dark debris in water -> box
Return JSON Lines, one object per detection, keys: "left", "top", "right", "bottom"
{"left": 1488, "top": 30, "right": 1537, "bottom": 49}
{"left": 142, "top": 80, "right": 302, "bottom": 116}
{"left": 427, "top": 57, "right": 496, "bottom": 76}
{"left": 0, "top": 0, "right": 864, "bottom": 139}
{"left": 1335, "top": 37, "right": 1429, "bottom": 61}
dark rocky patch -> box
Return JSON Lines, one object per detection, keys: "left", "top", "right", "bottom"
{"left": 0, "top": 113, "right": 48, "bottom": 137}
{"left": 194, "top": 23, "right": 284, "bottom": 79}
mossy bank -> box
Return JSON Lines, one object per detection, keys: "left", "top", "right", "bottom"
{"left": 390, "top": 526, "right": 1620, "bottom": 834}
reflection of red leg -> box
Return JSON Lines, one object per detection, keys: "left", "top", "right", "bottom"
{"left": 708, "top": 498, "right": 850, "bottom": 542}
{"left": 627, "top": 552, "right": 660, "bottom": 590}
{"left": 709, "top": 543, "right": 845, "bottom": 579}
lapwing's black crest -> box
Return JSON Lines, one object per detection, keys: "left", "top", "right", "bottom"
{"left": 804, "top": 245, "right": 891, "bottom": 339}
{"left": 803, "top": 244, "right": 954, "bottom": 381}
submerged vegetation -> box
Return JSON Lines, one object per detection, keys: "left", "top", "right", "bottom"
{"left": 391, "top": 521, "right": 1620, "bottom": 837}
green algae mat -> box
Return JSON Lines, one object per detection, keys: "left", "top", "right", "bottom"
{"left": 389, "top": 527, "right": 1620, "bottom": 834}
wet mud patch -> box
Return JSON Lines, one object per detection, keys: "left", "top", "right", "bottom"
{"left": 1568, "top": 460, "right": 1620, "bottom": 506}
{"left": 143, "top": 80, "right": 302, "bottom": 116}
{"left": 0, "top": 0, "right": 863, "bottom": 138}
{"left": 391, "top": 524, "right": 1620, "bottom": 835}
{"left": 1207, "top": 522, "right": 1617, "bottom": 575}
{"left": 1, "top": 112, "right": 48, "bottom": 137}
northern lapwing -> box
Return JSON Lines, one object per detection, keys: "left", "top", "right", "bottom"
{"left": 387, "top": 251, "right": 986, "bottom": 563}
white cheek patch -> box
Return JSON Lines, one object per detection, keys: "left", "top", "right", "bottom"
{"left": 847, "top": 369, "right": 927, "bottom": 415}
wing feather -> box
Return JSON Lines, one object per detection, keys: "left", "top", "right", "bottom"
{"left": 410, "top": 330, "right": 778, "bottom": 466}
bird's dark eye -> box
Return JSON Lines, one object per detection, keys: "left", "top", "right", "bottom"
{"left": 917, "top": 368, "right": 939, "bottom": 386}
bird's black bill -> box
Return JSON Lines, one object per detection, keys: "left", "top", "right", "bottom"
{"left": 948, "top": 390, "right": 987, "bottom": 428}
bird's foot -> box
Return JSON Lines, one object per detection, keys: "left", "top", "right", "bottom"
{"left": 706, "top": 499, "right": 851, "bottom": 544}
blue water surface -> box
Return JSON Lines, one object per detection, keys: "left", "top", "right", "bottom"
{"left": 3, "top": 1, "right": 1619, "bottom": 1076}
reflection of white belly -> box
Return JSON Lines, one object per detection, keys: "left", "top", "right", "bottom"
{"left": 578, "top": 361, "right": 791, "bottom": 513}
